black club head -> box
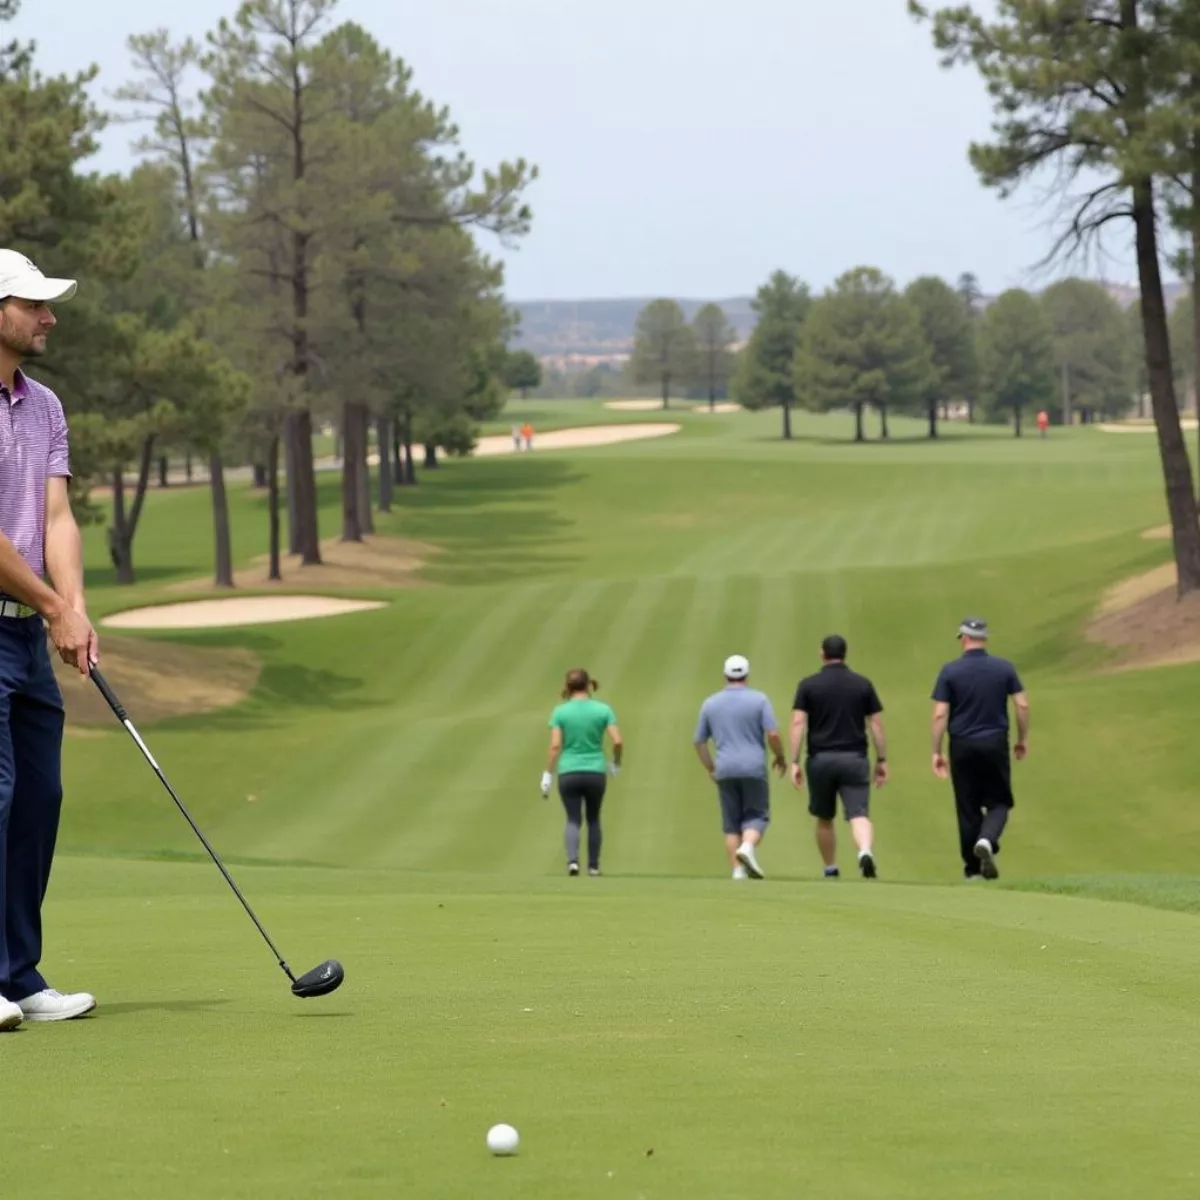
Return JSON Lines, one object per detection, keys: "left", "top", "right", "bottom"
{"left": 291, "top": 959, "right": 345, "bottom": 998}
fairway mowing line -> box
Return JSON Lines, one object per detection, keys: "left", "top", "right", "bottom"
{"left": 388, "top": 578, "right": 615, "bottom": 870}
{"left": 624, "top": 574, "right": 728, "bottom": 878}
{"left": 261, "top": 584, "right": 557, "bottom": 864}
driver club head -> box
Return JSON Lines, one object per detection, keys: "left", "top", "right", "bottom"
{"left": 291, "top": 959, "right": 345, "bottom": 998}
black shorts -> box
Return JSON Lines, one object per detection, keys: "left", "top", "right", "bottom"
{"left": 806, "top": 752, "right": 870, "bottom": 821}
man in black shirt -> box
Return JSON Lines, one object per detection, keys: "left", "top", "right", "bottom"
{"left": 931, "top": 617, "right": 1030, "bottom": 881}
{"left": 790, "top": 635, "right": 888, "bottom": 880}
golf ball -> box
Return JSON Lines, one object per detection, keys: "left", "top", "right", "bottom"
{"left": 487, "top": 1123, "right": 520, "bottom": 1156}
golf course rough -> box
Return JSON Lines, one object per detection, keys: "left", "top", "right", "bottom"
{"left": 23, "top": 401, "right": 1200, "bottom": 1199}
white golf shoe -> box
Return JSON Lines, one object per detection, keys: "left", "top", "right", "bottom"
{"left": 735, "top": 841, "right": 765, "bottom": 879}
{"left": 0, "top": 995, "right": 23, "bottom": 1031}
{"left": 16, "top": 988, "right": 96, "bottom": 1022}
{"left": 732, "top": 865, "right": 748, "bottom": 880}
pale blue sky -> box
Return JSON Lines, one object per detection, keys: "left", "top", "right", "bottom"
{"left": 11, "top": 0, "right": 1145, "bottom": 302}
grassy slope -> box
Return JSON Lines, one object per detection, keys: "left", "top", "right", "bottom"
{"left": 20, "top": 402, "right": 1200, "bottom": 1198}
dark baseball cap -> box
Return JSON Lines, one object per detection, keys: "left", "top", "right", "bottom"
{"left": 957, "top": 617, "right": 989, "bottom": 640}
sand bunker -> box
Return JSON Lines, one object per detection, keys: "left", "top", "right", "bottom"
{"left": 473, "top": 422, "right": 680, "bottom": 455}
{"left": 692, "top": 403, "right": 742, "bottom": 414}
{"left": 1098, "top": 419, "right": 1199, "bottom": 433}
{"left": 603, "top": 399, "right": 665, "bottom": 411}
{"left": 1087, "top": 561, "right": 1200, "bottom": 670}
{"left": 102, "top": 595, "right": 386, "bottom": 631}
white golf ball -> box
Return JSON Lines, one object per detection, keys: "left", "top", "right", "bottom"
{"left": 487, "top": 1123, "right": 520, "bottom": 1156}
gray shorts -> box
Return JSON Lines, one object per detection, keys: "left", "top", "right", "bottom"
{"left": 717, "top": 777, "right": 770, "bottom": 836}
{"left": 807, "top": 751, "right": 870, "bottom": 822}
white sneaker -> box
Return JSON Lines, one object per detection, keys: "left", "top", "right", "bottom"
{"left": 732, "top": 865, "right": 748, "bottom": 880}
{"left": 735, "top": 842, "right": 765, "bottom": 879}
{"left": 974, "top": 839, "right": 999, "bottom": 880}
{"left": 0, "top": 996, "right": 22, "bottom": 1031}
{"left": 16, "top": 988, "right": 96, "bottom": 1022}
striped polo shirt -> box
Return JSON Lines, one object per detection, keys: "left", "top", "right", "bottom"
{"left": 0, "top": 369, "right": 71, "bottom": 579}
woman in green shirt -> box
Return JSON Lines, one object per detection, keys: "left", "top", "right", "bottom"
{"left": 540, "top": 668, "right": 623, "bottom": 876}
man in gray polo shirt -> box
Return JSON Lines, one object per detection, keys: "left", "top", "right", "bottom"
{"left": 693, "top": 654, "right": 786, "bottom": 880}
{"left": 0, "top": 250, "right": 98, "bottom": 1029}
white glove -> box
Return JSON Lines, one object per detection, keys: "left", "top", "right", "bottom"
{"left": 608, "top": 763, "right": 621, "bottom": 778}
{"left": 539, "top": 771, "right": 553, "bottom": 798}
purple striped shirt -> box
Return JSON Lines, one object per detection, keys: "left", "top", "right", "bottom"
{"left": 0, "top": 369, "right": 71, "bottom": 579}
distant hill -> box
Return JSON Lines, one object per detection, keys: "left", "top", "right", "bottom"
{"left": 510, "top": 281, "right": 1190, "bottom": 360}
{"left": 510, "top": 297, "right": 758, "bottom": 358}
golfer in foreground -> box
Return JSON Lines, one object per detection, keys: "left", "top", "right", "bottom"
{"left": 931, "top": 617, "right": 1029, "bottom": 880}
{"left": 541, "top": 668, "right": 623, "bottom": 876}
{"left": 693, "top": 655, "right": 786, "bottom": 880}
{"left": 790, "top": 635, "right": 887, "bottom": 880}
{"left": 0, "top": 250, "right": 98, "bottom": 1029}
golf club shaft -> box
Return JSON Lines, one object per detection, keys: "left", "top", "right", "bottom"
{"left": 89, "top": 668, "right": 296, "bottom": 982}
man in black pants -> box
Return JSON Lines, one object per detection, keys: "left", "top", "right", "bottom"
{"left": 931, "top": 617, "right": 1030, "bottom": 880}
{"left": 790, "top": 635, "right": 888, "bottom": 880}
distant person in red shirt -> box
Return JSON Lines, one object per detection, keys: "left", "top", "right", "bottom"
{"left": 1037, "top": 410, "right": 1049, "bottom": 438}
{"left": 521, "top": 422, "right": 534, "bottom": 451}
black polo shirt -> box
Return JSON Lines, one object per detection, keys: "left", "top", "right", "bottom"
{"left": 931, "top": 649, "right": 1023, "bottom": 740}
{"left": 792, "top": 663, "right": 883, "bottom": 757}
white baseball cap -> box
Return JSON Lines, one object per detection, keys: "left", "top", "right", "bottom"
{"left": 723, "top": 654, "right": 750, "bottom": 680}
{"left": 0, "top": 250, "right": 77, "bottom": 303}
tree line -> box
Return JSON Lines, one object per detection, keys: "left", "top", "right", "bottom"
{"left": 908, "top": 0, "right": 1200, "bottom": 598}
{"left": 630, "top": 269, "right": 1155, "bottom": 441}
{"left": 0, "top": 0, "right": 539, "bottom": 586}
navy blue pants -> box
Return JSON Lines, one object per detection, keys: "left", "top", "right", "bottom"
{"left": 0, "top": 617, "right": 65, "bottom": 998}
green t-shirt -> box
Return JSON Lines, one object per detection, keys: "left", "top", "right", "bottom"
{"left": 550, "top": 698, "right": 617, "bottom": 775}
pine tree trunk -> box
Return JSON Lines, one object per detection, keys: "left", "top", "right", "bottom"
{"left": 357, "top": 406, "right": 374, "bottom": 535}
{"left": 376, "top": 414, "right": 393, "bottom": 512}
{"left": 1014, "top": 406, "right": 1022, "bottom": 437}
{"left": 424, "top": 443, "right": 439, "bottom": 470}
{"left": 111, "top": 467, "right": 134, "bottom": 586}
{"left": 880, "top": 405, "right": 890, "bottom": 440}
{"left": 928, "top": 401, "right": 938, "bottom": 440}
{"left": 661, "top": 373, "right": 670, "bottom": 410}
{"left": 1133, "top": 176, "right": 1200, "bottom": 594}
{"left": 267, "top": 435, "right": 282, "bottom": 582}
{"left": 403, "top": 413, "right": 417, "bottom": 485}
{"left": 781, "top": 399, "right": 792, "bottom": 440}
{"left": 253, "top": 463, "right": 267, "bottom": 489}
{"left": 210, "top": 449, "right": 234, "bottom": 588}
{"left": 967, "top": 398, "right": 975, "bottom": 424}
{"left": 292, "top": 408, "right": 322, "bottom": 564}
{"left": 1192, "top": 183, "right": 1200, "bottom": 500}
{"left": 285, "top": 417, "right": 300, "bottom": 555}
{"left": 854, "top": 403, "right": 865, "bottom": 443}
{"left": 185, "top": 451, "right": 193, "bottom": 483}
{"left": 158, "top": 454, "right": 169, "bottom": 488}
{"left": 341, "top": 400, "right": 362, "bottom": 543}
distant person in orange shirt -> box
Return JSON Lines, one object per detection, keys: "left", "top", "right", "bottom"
{"left": 521, "top": 422, "right": 534, "bottom": 451}
{"left": 1036, "top": 410, "right": 1049, "bottom": 438}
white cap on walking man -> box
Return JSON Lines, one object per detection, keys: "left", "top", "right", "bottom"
{"left": 723, "top": 654, "right": 750, "bottom": 681}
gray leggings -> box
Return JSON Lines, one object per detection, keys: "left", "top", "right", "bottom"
{"left": 559, "top": 772, "right": 606, "bottom": 869}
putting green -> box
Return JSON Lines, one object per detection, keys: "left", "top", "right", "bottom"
{"left": 28, "top": 402, "right": 1200, "bottom": 1196}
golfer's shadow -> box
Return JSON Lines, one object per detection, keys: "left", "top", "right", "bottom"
{"left": 100, "top": 998, "right": 234, "bottom": 1016}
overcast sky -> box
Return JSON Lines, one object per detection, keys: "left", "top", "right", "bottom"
{"left": 11, "top": 0, "right": 1145, "bottom": 302}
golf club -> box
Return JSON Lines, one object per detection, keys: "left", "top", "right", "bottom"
{"left": 89, "top": 666, "right": 344, "bottom": 999}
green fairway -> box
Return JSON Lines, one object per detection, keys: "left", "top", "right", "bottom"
{"left": 21, "top": 402, "right": 1200, "bottom": 1196}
